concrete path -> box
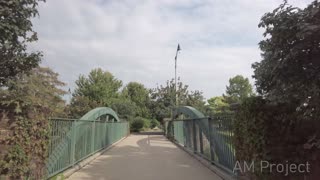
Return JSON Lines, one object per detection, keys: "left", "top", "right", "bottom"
{"left": 68, "top": 134, "right": 222, "bottom": 180}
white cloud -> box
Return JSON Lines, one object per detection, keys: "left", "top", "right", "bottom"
{"left": 30, "top": 0, "right": 314, "bottom": 101}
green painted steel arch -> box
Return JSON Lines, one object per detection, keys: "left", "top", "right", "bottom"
{"left": 47, "top": 107, "right": 125, "bottom": 177}
{"left": 80, "top": 107, "right": 120, "bottom": 122}
{"left": 173, "top": 106, "right": 205, "bottom": 119}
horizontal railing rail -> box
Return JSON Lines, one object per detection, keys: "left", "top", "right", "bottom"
{"left": 47, "top": 118, "right": 129, "bottom": 178}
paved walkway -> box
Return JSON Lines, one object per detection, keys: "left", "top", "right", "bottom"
{"left": 68, "top": 134, "right": 222, "bottom": 180}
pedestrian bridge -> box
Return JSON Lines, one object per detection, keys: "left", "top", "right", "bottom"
{"left": 47, "top": 106, "right": 235, "bottom": 180}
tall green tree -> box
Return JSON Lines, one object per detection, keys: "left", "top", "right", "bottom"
{"left": 0, "top": 67, "right": 66, "bottom": 178}
{"left": 0, "top": 0, "right": 45, "bottom": 86}
{"left": 253, "top": 0, "right": 320, "bottom": 117}
{"left": 67, "top": 96, "right": 103, "bottom": 119}
{"left": 69, "top": 68, "right": 122, "bottom": 117}
{"left": 149, "top": 79, "right": 205, "bottom": 121}
{"left": 223, "top": 75, "right": 254, "bottom": 104}
{"left": 110, "top": 98, "right": 138, "bottom": 120}
{"left": 122, "top": 82, "right": 150, "bottom": 118}
{"left": 72, "top": 68, "right": 122, "bottom": 105}
{"left": 234, "top": 2, "right": 320, "bottom": 178}
{"left": 207, "top": 96, "right": 229, "bottom": 113}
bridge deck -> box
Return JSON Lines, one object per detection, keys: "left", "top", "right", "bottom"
{"left": 68, "top": 133, "right": 222, "bottom": 180}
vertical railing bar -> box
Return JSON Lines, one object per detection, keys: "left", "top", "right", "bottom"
{"left": 192, "top": 119, "right": 197, "bottom": 153}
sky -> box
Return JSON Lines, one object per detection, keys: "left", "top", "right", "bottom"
{"left": 30, "top": 0, "right": 313, "bottom": 101}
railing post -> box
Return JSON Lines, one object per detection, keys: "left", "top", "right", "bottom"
{"left": 105, "top": 116, "right": 109, "bottom": 146}
{"left": 192, "top": 119, "right": 197, "bottom": 153}
{"left": 208, "top": 117, "right": 215, "bottom": 162}
{"left": 91, "top": 120, "right": 96, "bottom": 152}
{"left": 183, "top": 121, "right": 187, "bottom": 147}
{"left": 199, "top": 127, "right": 204, "bottom": 154}
{"left": 70, "top": 120, "right": 77, "bottom": 166}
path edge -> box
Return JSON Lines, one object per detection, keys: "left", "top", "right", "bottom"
{"left": 62, "top": 135, "right": 129, "bottom": 179}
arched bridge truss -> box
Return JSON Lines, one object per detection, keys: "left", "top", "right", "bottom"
{"left": 47, "top": 107, "right": 128, "bottom": 178}
{"left": 167, "top": 106, "right": 235, "bottom": 174}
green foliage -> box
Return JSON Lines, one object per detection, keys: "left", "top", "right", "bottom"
{"left": 207, "top": 96, "right": 230, "bottom": 113}
{"left": 150, "top": 119, "right": 160, "bottom": 129}
{"left": 0, "top": 0, "right": 45, "bottom": 86}
{"left": 253, "top": 0, "right": 320, "bottom": 118}
{"left": 122, "top": 82, "right": 150, "bottom": 118}
{"left": 143, "top": 118, "right": 150, "bottom": 130}
{"left": 234, "top": 97, "right": 268, "bottom": 177}
{"left": 0, "top": 145, "right": 29, "bottom": 179}
{"left": 110, "top": 98, "right": 138, "bottom": 120}
{"left": 185, "top": 90, "right": 206, "bottom": 113}
{"left": 0, "top": 67, "right": 66, "bottom": 179}
{"left": 67, "top": 96, "right": 103, "bottom": 119}
{"left": 73, "top": 68, "right": 122, "bottom": 106}
{"left": 223, "top": 75, "right": 253, "bottom": 104}
{"left": 69, "top": 68, "right": 122, "bottom": 117}
{"left": 235, "top": 96, "right": 320, "bottom": 178}
{"left": 129, "top": 117, "right": 153, "bottom": 132}
{"left": 235, "top": 1, "right": 320, "bottom": 178}
{"left": 1, "top": 67, "right": 66, "bottom": 117}
{"left": 130, "top": 117, "right": 145, "bottom": 132}
{"left": 149, "top": 79, "right": 205, "bottom": 121}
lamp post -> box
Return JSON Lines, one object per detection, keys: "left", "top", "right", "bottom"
{"left": 175, "top": 44, "right": 181, "bottom": 107}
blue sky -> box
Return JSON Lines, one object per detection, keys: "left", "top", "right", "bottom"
{"left": 30, "top": 0, "right": 313, "bottom": 100}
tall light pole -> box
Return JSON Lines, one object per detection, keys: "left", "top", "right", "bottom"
{"left": 175, "top": 44, "right": 181, "bottom": 107}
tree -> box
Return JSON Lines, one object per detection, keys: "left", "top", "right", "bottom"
{"left": 224, "top": 75, "right": 253, "bottom": 104}
{"left": 110, "top": 98, "right": 138, "bottom": 120}
{"left": 252, "top": 0, "right": 320, "bottom": 118}
{"left": 186, "top": 90, "right": 206, "bottom": 113}
{"left": 149, "top": 79, "right": 206, "bottom": 121}
{"left": 67, "top": 96, "right": 103, "bottom": 119}
{"left": 207, "top": 96, "right": 230, "bottom": 113}
{"left": 0, "top": 67, "right": 66, "bottom": 178}
{"left": 234, "top": 2, "right": 320, "bottom": 178}
{"left": 70, "top": 68, "right": 122, "bottom": 117}
{"left": 122, "top": 82, "right": 150, "bottom": 118}
{"left": 2, "top": 67, "right": 66, "bottom": 117}
{"left": 0, "top": 0, "right": 45, "bottom": 86}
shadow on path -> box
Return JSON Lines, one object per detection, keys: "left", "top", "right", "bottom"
{"left": 68, "top": 134, "right": 221, "bottom": 180}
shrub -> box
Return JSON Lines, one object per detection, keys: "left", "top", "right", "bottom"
{"left": 143, "top": 118, "right": 150, "bottom": 130}
{"left": 234, "top": 96, "right": 320, "bottom": 179}
{"left": 150, "top": 119, "right": 160, "bottom": 129}
{"left": 130, "top": 117, "right": 144, "bottom": 132}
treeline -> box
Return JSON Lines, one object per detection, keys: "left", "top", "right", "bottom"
{"left": 65, "top": 68, "right": 253, "bottom": 121}
{"left": 233, "top": 1, "right": 320, "bottom": 179}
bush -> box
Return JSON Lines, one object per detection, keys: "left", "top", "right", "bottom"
{"left": 130, "top": 117, "right": 144, "bottom": 132}
{"left": 234, "top": 96, "right": 320, "bottom": 179}
{"left": 143, "top": 118, "right": 150, "bottom": 130}
{"left": 150, "top": 119, "right": 160, "bottom": 129}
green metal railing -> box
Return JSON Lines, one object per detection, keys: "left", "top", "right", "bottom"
{"left": 168, "top": 114, "right": 235, "bottom": 175}
{"left": 47, "top": 118, "right": 129, "bottom": 178}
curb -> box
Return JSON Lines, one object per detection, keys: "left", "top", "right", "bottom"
{"left": 63, "top": 135, "right": 129, "bottom": 179}
{"left": 170, "top": 139, "right": 236, "bottom": 180}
